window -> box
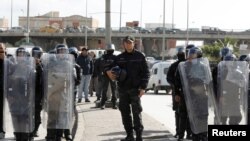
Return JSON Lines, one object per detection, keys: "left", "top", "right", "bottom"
{"left": 153, "top": 68, "right": 158, "bottom": 74}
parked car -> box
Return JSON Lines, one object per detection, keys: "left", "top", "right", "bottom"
{"left": 120, "top": 27, "right": 138, "bottom": 33}
{"left": 95, "top": 27, "right": 106, "bottom": 33}
{"left": 154, "top": 27, "right": 181, "bottom": 34}
{"left": 146, "top": 61, "right": 174, "bottom": 94}
{"left": 134, "top": 27, "right": 151, "bottom": 33}
{"left": 9, "top": 26, "right": 26, "bottom": 33}
{"left": 65, "top": 26, "right": 82, "bottom": 33}
{"left": 81, "top": 26, "right": 95, "bottom": 33}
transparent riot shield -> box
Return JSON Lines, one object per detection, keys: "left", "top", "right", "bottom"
{"left": 178, "top": 58, "right": 219, "bottom": 134}
{"left": 217, "top": 61, "right": 248, "bottom": 125}
{"left": 4, "top": 57, "right": 36, "bottom": 133}
{"left": 42, "top": 54, "right": 74, "bottom": 129}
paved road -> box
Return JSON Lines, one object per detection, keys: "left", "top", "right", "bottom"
{"left": 142, "top": 91, "right": 176, "bottom": 135}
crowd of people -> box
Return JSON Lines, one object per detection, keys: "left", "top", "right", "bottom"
{"left": 167, "top": 45, "right": 250, "bottom": 141}
{"left": 0, "top": 35, "right": 150, "bottom": 141}
{"left": 1, "top": 35, "right": 250, "bottom": 141}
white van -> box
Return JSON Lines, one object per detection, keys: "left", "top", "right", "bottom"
{"left": 146, "top": 60, "right": 175, "bottom": 94}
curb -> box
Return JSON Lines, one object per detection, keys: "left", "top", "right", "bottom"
{"left": 74, "top": 104, "right": 85, "bottom": 141}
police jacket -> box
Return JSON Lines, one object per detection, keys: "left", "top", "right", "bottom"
{"left": 76, "top": 55, "right": 93, "bottom": 75}
{"left": 100, "top": 53, "right": 116, "bottom": 75}
{"left": 92, "top": 57, "right": 103, "bottom": 78}
{"left": 74, "top": 63, "right": 82, "bottom": 86}
{"left": 108, "top": 49, "right": 150, "bottom": 90}
{"left": 35, "top": 61, "right": 44, "bottom": 104}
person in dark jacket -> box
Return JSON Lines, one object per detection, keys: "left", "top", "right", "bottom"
{"left": 166, "top": 47, "right": 186, "bottom": 138}
{"left": 31, "top": 46, "right": 44, "bottom": 138}
{"left": 106, "top": 35, "right": 150, "bottom": 141}
{"left": 0, "top": 43, "right": 6, "bottom": 139}
{"left": 76, "top": 47, "right": 93, "bottom": 103}
{"left": 92, "top": 56, "right": 103, "bottom": 101}
{"left": 174, "top": 45, "right": 194, "bottom": 141}
{"left": 99, "top": 44, "right": 118, "bottom": 110}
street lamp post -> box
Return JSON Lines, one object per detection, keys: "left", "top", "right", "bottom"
{"left": 139, "top": 0, "right": 142, "bottom": 52}
{"left": 119, "top": 0, "right": 122, "bottom": 32}
{"left": 172, "top": 0, "right": 174, "bottom": 29}
{"left": 26, "top": 0, "right": 30, "bottom": 44}
{"left": 162, "top": 0, "right": 166, "bottom": 61}
{"left": 11, "top": 0, "right": 13, "bottom": 28}
{"left": 186, "top": 0, "right": 189, "bottom": 46}
{"left": 85, "top": 0, "right": 88, "bottom": 48}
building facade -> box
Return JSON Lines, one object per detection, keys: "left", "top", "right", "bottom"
{"left": 19, "top": 11, "right": 99, "bottom": 31}
{"left": 0, "top": 17, "right": 9, "bottom": 29}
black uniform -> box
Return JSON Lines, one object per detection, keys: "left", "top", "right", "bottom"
{"left": 175, "top": 63, "right": 192, "bottom": 140}
{"left": 0, "top": 60, "right": 5, "bottom": 136}
{"left": 33, "top": 61, "right": 44, "bottom": 136}
{"left": 99, "top": 52, "right": 117, "bottom": 108}
{"left": 92, "top": 57, "right": 103, "bottom": 101}
{"left": 166, "top": 58, "right": 185, "bottom": 138}
{"left": 108, "top": 49, "right": 150, "bottom": 138}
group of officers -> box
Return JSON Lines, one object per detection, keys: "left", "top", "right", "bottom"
{"left": 167, "top": 44, "right": 250, "bottom": 141}
{"left": 0, "top": 43, "right": 83, "bottom": 141}
{"left": 0, "top": 35, "right": 149, "bottom": 141}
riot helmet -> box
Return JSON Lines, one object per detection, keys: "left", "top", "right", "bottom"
{"left": 223, "top": 54, "right": 237, "bottom": 61}
{"left": 111, "top": 66, "right": 127, "bottom": 82}
{"left": 106, "top": 44, "right": 115, "bottom": 55}
{"left": 220, "top": 47, "right": 232, "bottom": 60}
{"left": 16, "top": 47, "right": 27, "bottom": 57}
{"left": 244, "top": 54, "right": 250, "bottom": 62}
{"left": 185, "top": 44, "right": 195, "bottom": 57}
{"left": 55, "top": 44, "right": 69, "bottom": 54}
{"left": 176, "top": 47, "right": 185, "bottom": 61}
{"left": 187, "top": 46, "right": 203, "bottom": 59}
{"left": 31, "top": 46, "right": 43, "bottom": 59}
{"left": 68, "top": 47, "right": 79, "bottom": 59}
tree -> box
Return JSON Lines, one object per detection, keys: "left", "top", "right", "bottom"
{"left": 201, "top": 37, "right": 239, "bottom": 62}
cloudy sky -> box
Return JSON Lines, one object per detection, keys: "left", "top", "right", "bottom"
{"left": 1, "top": 0, "right": 250, "bottom": 31}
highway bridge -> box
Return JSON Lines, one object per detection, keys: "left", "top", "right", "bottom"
{"left": 1, "top": 31, "right": 250, "bottom": 57}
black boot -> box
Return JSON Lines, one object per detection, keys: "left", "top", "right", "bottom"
{"left": 136, "top": 131, "right": 142, "bottom": 141}
{"left": 121, "top": 133, "right": 135, "bottom": 141}
{"left": 32, "top": 124, "right": 40, "bottom": 137}
{"left": 64, "top": 129, "right": 73, "bottom": 141}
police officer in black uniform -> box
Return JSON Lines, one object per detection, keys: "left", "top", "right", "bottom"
{"left": 68, "top": 47, "right": 82, "bottom": 102}
{"left": 174, "top": 45, "right": 194, "bottom": 141}
{"left": 166, "top": 47, "right": 186, "bottom": 138}
{"left": 0, "top": 43, "right": 7, "bottom": 139}
{"left": 31, "top": 46, "right": 44, "bottom": 137}
{"left": 100, "top": 44, "right": 118, "bottom": 109}
{"left": 106, "top": 36, "right": 150, "bottom": 141}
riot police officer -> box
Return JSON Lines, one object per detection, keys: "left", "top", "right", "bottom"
{"left": 6, "top": 47, "right": 36, "bottom": 141}
{"left": 106, "top": 36, "right": 150, "bottom": 141}
{"left": 68, "top": 47, "right": 82, "bottom": 102}
{"left": 44, "top": 44, "right": 75, "bottom": 141}
{"left": 100, "top": 44, "right": 118, "bottom": 109}
{"left": 174, "top": 45, "right": 193, "bottom": 141}
{"left": 31, "top": 46, "right": 44, "bottom": 137}
{"left": 166, "top": 47, "right": 186, "bottom": 138}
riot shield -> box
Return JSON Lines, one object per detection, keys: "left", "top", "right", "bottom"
{"left": 42, "top": 54, "right": 74, "bottom": 129}
{"left": 178, "top": 58, "right": 219, "bottom": 134}
{"left": 217, "top": 61, "right": 248, "bottom": 125}
{"left": 4, "top": 57, "right": 36, "bottom": 133}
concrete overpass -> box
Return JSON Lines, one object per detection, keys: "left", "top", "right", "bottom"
{"left": 1, "top": 31, "right": 250, "bottom": 57}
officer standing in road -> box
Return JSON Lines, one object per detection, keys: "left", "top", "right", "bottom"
{"left": 44, "top": 44, "right": 75, "bottom": 141}
{"left": 100, "top": 44, "right": 118, "bottom": 109}
{"left": 174, "top": 45, "right": 193, "bottom": 141}
{"left": 0, "top": 43, "right": 8, "bottom": 139}
{"left": 106, "top": 35, "right": 150, "bottom": 141}
{"left": 166, "top": 47, "right": 186, "bottom": 138}
{"left": 31, "top": 46, "right": 44, "bottom": 137}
